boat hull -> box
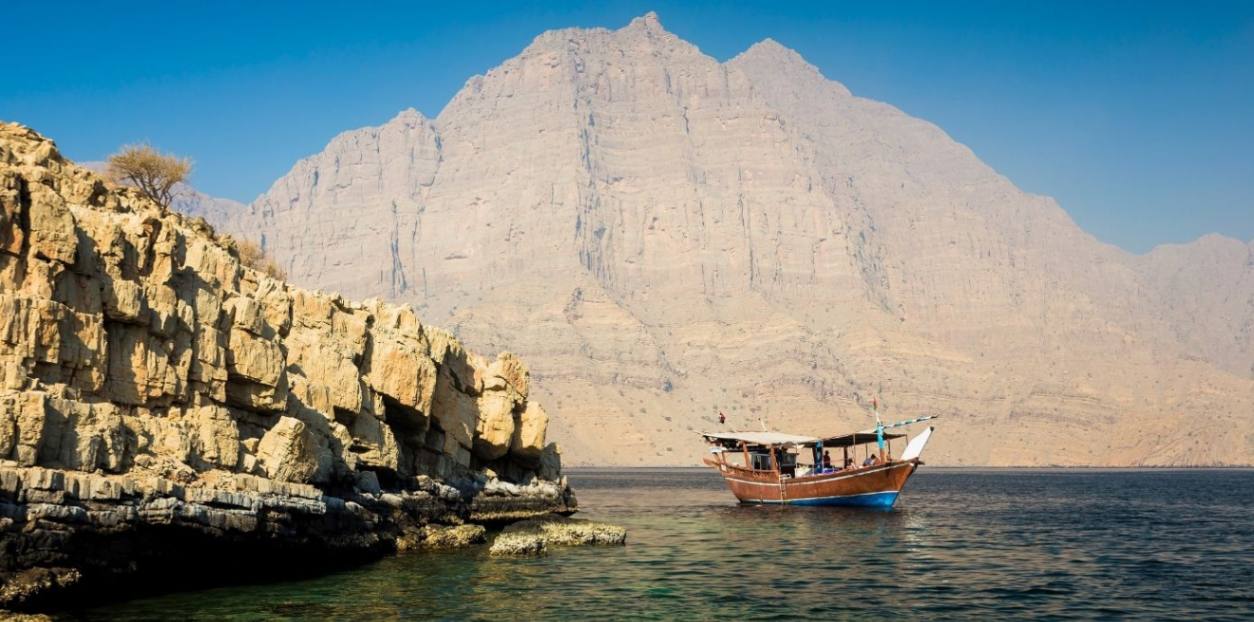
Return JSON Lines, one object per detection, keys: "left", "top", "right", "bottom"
{"left": 708, "top": 459, "right": 918, "bottom": 508}
{"left": 772, "top": 491, "right": 899, "bottom": 507}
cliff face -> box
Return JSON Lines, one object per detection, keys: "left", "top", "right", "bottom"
{"left": 0, "top": 123, "right": 571, "bottom": 609}
{"left": 193, "top": 13, "right": 1253, "bottom": 467}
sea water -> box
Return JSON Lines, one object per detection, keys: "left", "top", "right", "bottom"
{"left": 76, "top": 468, "right": 1254, "bottom": 620}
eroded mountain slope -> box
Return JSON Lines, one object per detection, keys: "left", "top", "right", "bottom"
{"left": 199, "top": 13, "right": 1253, "bottom": 466}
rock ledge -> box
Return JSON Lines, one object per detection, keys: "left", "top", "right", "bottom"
{"left": 489, "top": 516, "right": 626, "bottom": 556}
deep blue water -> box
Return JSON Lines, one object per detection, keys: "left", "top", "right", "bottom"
{"left": 73, "top": 468, "right": 1254, "bottom": 620}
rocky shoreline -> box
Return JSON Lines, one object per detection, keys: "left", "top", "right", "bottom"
{"left": 0, "top": 464, "right": 575, "bottom": 611}
{"left": 0, "top": 123, "right": 597, "bottom": 612}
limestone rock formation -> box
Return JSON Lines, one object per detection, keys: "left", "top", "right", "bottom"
{"left": 396, "top": 523, "right": 487, "bottom": 551}
{"left": 193, "top": 13, "right": 1253, "bottom": 467}
{"left": 0, "top": 123, "right": 574, "bottom": 610}
{"left": 489, "top": 516, "right": 626, "bottom": 556}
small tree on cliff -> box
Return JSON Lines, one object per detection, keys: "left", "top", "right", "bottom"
{"left": 233, "top": 237, "right": 287, "bottom": 281}
{"left": 106, "top": 144, "right": 191, "bottom": 210}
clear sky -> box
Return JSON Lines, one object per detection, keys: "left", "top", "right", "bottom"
{"left": 2, "top": 1, "right": 1251, "bottom": 253}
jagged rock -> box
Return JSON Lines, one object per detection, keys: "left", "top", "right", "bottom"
{"left": 0, "top": 123, "right": 574, "bottom": 611}
{"left": 538, "top": 442, "right": 562, "bottom": 481}
{"left": 511, "top": 402, "right": 548, "bottom": 461}
{"left": 484, "top": 352, "right": 528, "bottom": 402}
{"left": 186, "top": 404, "right": 240, "bottom": 471}
{"left": 402, "top": 523, "right": 486, "bottom": 551}
{"left": 354, "top": 470, "right": 381, "bottom": 495}
{"left": 472, "top": 393, "right": 515, "bottom": 461}
{"left": 430, "top": 367, "right": 478, "bottom": 454}
{"left": 468, "top": 475, "right": 577, "bottom": 522}
{"left": 362, "top": 303, "right": 439, "bottom": 422}
{"left": 102, "top": 279, "right": 144, "bottom": 322}
{"left": 256, "top": 416, "right": 321, "bottom": 484}
{"left": 348, "top": 412, "right": 401, "bottom": 473}
{"left": 284, "top": 327, "right": 362, "bottom": 414}
{"left": 0, "top": 392, "right": 49, "bottom": 466}
{"left": 26, "top": 189, "right": 75, "bottom": 265}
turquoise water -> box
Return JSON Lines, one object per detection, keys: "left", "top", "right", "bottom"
{"left": 72, "top": 468, "right": 1254, "bottom": 620}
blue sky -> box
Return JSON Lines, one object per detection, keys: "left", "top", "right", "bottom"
{"left": 2, "top": 1, "right": 1250, "bottom": 252}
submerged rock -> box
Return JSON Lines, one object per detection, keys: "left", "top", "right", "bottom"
{"left": 0, "top": 612, "right": 53, "bottom": 622}
{"left": 489, "top": 516, "right": 627, "bottom": 556}
{"left": 398, "top": 524, "right": 488, "bottom": 551}
{"left": 0, "top": 568, "right": 81, "bottom": 615}
{"left": 488, "top": 533, "right": 548, "bottom": 557}
{"left": 508, "top": 516, "right": 628, "bottom": 546}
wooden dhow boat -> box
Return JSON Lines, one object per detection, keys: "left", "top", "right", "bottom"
{"left": 701, "top": 415, "right": 937, "bottom": 508}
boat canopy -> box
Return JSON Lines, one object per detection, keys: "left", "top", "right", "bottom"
{"left": 702, "top": 430, "right": 906, "bottom": 449}
{"left": 814, "top": 431, "right": 904, "bottom": 448}
{"left": 701, "top": 432, "right": 818, "bottom": 449}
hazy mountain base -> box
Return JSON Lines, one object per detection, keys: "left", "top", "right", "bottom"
{"left": 184, "top": 13, "right": 1254, "bottom": 467}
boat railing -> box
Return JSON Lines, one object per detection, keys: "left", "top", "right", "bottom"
{"left": 787, "top": 458, "right": 904, "bottom": 479}
{"left": 711, "top": 446, "right": 909, "bottom": 480}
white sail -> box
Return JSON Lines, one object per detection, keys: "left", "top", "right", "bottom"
{"left": 901, "top": 426, "right": 935, "bottom": 461}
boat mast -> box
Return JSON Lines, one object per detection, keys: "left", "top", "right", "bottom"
{"left": 874, "top": 397, "right": 886, "bottom": 462}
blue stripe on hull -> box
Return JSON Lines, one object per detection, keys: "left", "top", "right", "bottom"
{"left": 743, "top": 491, "right": 900, "bottom": 508}
{"left": 790, "top": 491, "right": 899, "bottom": 507}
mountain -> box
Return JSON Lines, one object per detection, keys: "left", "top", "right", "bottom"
{"left": 170, "top": 183, "right": 248, "bottom": 227}
{"left": 196, "top": 13, "right": 1254, "bottom": 466}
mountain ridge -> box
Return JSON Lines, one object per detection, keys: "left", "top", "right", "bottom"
{"left": 177, "top": 13, "right": 1253, "bottom": 466}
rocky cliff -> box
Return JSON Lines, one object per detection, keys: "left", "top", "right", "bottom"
{"left": 186, "top": 13, "right": 1254, "bottom": 467}
{"left": 0, "top": 123, "right": 572, "bottom": 610}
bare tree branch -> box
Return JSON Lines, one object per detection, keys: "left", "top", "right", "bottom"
{"left": 106, "top": 143, "right": 192, "bottom": 210}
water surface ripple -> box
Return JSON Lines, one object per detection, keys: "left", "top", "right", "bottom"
{"left": 75, "top": 469, "right": 1254, "bottom": 620}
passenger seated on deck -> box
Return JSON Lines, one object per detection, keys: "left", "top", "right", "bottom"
{"left": 822, "top": 451, "right": 832, "bottom": 470}
{"left": 844, "top": 457, "right": 855, "bottom": 470}
{"left": 862, "top": 454, "right": 878, "bottom": 467}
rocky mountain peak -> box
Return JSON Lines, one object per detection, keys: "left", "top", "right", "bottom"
{"left": 730, "top": 37, "right": 850, "bottom": 97}
{"left": 187, "top": 17, "right": 1253, "bottom": 467}
{"left": 518, "top": 10, "right": 703, "bottom": 69}
{"left": 624, "top": 11, "right": 666, "bottom": 35}
{"left": 736, "top": 37, "right": 802, "bottom": 64}
{"left": 390, "top": 107, "right": 428, "bottom": 125}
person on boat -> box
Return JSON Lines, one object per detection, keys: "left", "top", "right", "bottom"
{"left": 822, "top": 451, "right": 832, "bottom": 470}
{"left": 862, "top": 453, "right": 879, "bottom": 467}
{"left": 843, "top": 457, "right": 855, "bottom": 470}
